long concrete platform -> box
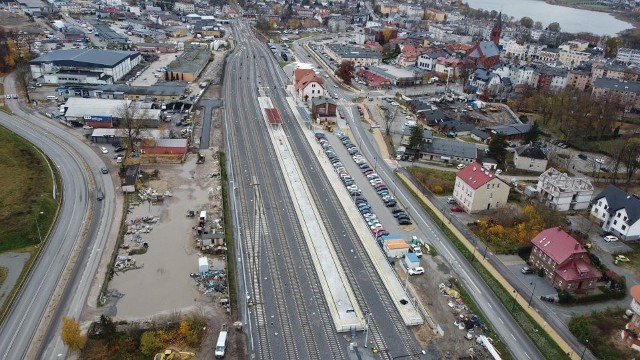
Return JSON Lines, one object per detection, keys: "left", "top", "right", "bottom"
{"left": 258, "top": 97, "right": 364, "bottom": 332}
{"left": 286, "top": 97, "right": 424, "bottom": 327}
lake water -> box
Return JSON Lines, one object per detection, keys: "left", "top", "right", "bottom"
{"left": 464, "top": 0, "right": 634, "bottom": 35}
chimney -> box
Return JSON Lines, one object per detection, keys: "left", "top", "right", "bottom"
{"left": 575, "top": 243, "right": 579, "bottom": 250}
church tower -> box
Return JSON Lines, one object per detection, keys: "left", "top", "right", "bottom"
{"left": 490, "top": 11, "right": 502, "bottom": 46}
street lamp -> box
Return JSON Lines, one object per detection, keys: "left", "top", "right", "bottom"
{"left": 528, "top": 282, "right": 537, "bottom": 308}
{"left": 580, "top": 339, "right": 589, "bottom": 360}
{"left": 35, "top": 211, "right": 44, "bottom": 244}
{"left": 511, "top": 289, "right": 519, "bottom": 312}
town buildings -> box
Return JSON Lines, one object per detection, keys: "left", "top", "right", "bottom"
{"left": 591, "top": 184, "right": 640, "bottom": 241}
{"left": 536, "top": 168, "right": 594, "bottom": 212}
{"left": 529, "top": 228, "right": 601, "bottom": 292}
{"left": 453, "top": 161, "right": 509, "bottom": 213}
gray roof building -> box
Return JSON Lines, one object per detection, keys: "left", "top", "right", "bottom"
{"left": 593, "top": 77, "right": 640, "bottom": 94}
{"left": 30, "top": 49, "right": 140, "bottom": 68}
{"left": 487, "top": 123, "right": 532, "bottom": 137}
{"left": 420, "top": 138, "right": 477, "bottom": 160}
{"left": 593, "top": 184, "right": 640, "bottom": 225}
{"left": 327, "top": 44, "right": 380, "bottom": 59}
{"left": 517, "top": 146, "right": 547, "bottom": 160}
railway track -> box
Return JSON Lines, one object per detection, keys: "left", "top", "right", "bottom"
{"left": 225, "top": 29, "right": 345, "bottom": 359}
{"left": 248, "top": 26, "right": 422, "bottom": 359}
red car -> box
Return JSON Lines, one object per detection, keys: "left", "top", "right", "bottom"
{"left": 450, "top": 205, "right": 464, "bottom": 212}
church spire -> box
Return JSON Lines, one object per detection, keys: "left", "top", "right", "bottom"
{"left": 490, "top": 11, "right": 502, "bottom": 46}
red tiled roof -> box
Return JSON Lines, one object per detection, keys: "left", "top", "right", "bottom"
{"left": 555, "top": 258, "right": 601, "bottom": 282}
{"left": 265, "top": 108, "right": 282, "bottom": 124}
{"left": 295, "top": 72, "right": 324, "bottom": 90}
{"left": 294, "top": 68, "right": 315, "bottom": 83}
{"left": 456, "top": 161, "right": 499, "bottom": 190}
{"left": 531, "top": 227, "right": 587, "bottom": 265}
{"left": 631, "top": 285, "right": 640, "bottom": 302}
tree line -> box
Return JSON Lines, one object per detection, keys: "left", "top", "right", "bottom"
{"left": 0, "top": 26, "right": 33, "bottom": 74}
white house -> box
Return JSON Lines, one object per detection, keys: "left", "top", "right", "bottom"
{"left": 293, "top": 68, "right": 325, "bottom": 103}
{"left": 453, "top": 161, "right": 510, "bottom": 213}
{"left": 513, "top": 145, "right": 548, "bottom": 173}
{"left": 536, "top": 168, "right": 593, "bottom": 211}
{"left": 591, "top": 184, "right": 640, "bottom": 241}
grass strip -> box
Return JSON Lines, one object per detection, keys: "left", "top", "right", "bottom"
{"left": 398, "top": 175, "right": 569, "bottom": 360}
{"left": 219, "top": 152, "right": 237, "bottom": 316}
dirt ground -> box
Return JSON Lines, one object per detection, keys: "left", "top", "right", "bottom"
{"left": 0, "top": 10, "right": 33, "bottom": 30}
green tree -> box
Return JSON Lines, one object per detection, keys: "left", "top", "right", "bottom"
{"left": 548, "top": 22, "right": 561, "bottom": 32}
{"left": 408, "top": 125, "right": 424, "bottom": 151}
{"left": 334, "top": 60, "right": 355, "bottom": 86}
{"left": 605, "top": 37, "right": 620, "bottom": 58}
{"left": 534, "top": 21, "right": 543, "bottom": 30}
{"left": 523, "top": 121, "right": 540, "bottom": 144}
{"left": 519, "top": 17, "right": 534, "bottom": 28}
{"left": 488, "top": 133, "right": 508, "bottom": 165}
{"left": 99, "top": 315, "right": 117, "bottom": 343}
{"left": 140, "top": 331, "right": 163, "bottom": 356}
{"left": 60, "top": 316, "right": 87, "bottom": 352}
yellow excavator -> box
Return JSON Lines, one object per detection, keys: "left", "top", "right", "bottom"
{"left": 154, "top": 349, "right": 195, "bottom": 360}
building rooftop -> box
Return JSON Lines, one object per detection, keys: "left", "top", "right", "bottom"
{"left": 64, "top": 98, "right": 130, "bottom": 118}
{"left": 327, "top": 43, "right": 380, "bottom": 59}
{"left": 531, "top": 227, "right": 587, "bottom": 265}
{"left": 456, "top": 161, "right": 502, "bottom": 190}
{"left": 487, "top": 123, "right": 532, "bottom": 136}
{"left": 594, "top": 77, "right": 640, "bottom": 94}
{"left": 538, "top": 167, "right": 593, "bottom": 193}
{"left": 167, "top": 48, "right": 211, "bottom": 74}
{"left": 421, "top": 138, "right": 477, "bottom": 160}
{"left": 593, "top": 184, "right": 640, "bottom": 225}
{"left": 517, "top": 146, "right": 547, "bottom": 160}
{"left": 30, "top": 49, "right": 140, "bottom": 68}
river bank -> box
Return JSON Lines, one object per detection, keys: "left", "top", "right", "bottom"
{"left": 545, "top": 0, "right": 640, "bottom": 31}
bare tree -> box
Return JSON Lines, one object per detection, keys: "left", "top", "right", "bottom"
{"left": 15, "top": 65, "right": 32, "bottom": 103}
{"left": 115, "top": 104, "right": 148, "bottom": 153}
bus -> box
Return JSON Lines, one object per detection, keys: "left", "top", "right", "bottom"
{"left": 214, "top": 324, "right": 228, "bottom": 358}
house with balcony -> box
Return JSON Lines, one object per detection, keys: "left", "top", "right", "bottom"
{"left": 590, "top": 184, "right": 640, "bottom": 241}
{"left": 453, "top": 161, "right": 509, "bottom": 213}
{"left": 528, "top": 227, "right": 601, "bottom": 292}
{"left": 536, "top": 168, "right": 594, "bottom": 211}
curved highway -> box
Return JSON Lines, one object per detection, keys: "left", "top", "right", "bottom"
{"left": 0, "top": 74, "right": 117, "bottom": 360}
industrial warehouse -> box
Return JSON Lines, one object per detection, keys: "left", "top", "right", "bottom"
{"left": 29, "top": 49, "right": 142, "bottom": 85}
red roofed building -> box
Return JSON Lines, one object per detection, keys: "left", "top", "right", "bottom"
{"left": 529, "top": 227, "right": 601, "bottom": 292}
{"left": 622, "top": 285, "right": 640, "bottom": 351}
{"left": 356, "top": 68, "right": 391, "bottom": 90}
{"left": 294, "top": 71, "right": 325, "bottom": 103}
{"left": 453, "top": 161, "right": 509, "bottom": 213}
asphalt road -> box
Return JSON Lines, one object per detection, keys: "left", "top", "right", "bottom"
{"left": 0, "top": 75, "right": 117, "bottom": 360}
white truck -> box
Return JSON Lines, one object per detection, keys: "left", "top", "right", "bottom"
{"left": 215, "top": 324, "right": 228, "bottom": 358}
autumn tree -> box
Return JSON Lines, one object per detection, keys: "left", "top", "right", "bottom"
{"left": 60, "top": 316, "right": 87, "bottom": 352}
{"left": 116, "top": 104, "right": 148, "bottom": 153}
{"left": 334, "top": 60, "right": 355, "bottom": 86}
{"left": 140, "top": 331, "right": 163, "bottom": 356}
{"left": 604, "top": 37, "right": 620, "bottom": 58}
{"left": 15, "top": 65, "right": 32, "bottom": 103}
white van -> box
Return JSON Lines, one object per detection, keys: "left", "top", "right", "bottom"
{"left": 46, "top": 95, "right": 57, "bottom": 100}
{"left": 215, "top": 324, "right": 228, "bottom": 358}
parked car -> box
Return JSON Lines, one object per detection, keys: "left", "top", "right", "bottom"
{"left": 604, "top": 235, "right": 619, "bottom": 242}
{"left": 521, "top": 266, "right": 534, "bottom": 275}
{"left": 408, "top": 267, "right": 424, "bottom": 275}
{"left": 446, "top": 197, "right": 456, "bottom": 204}
{"left": 100, "top": 146, "right": 108, "bottom": 154}
{"left": 450, "top": 205, "right": 464, "bottom": 212}
{"left": 456, "top": 164, "right": 465, "bottom": 170}
{"left": 578, "top": 153, "right": 588, "bottom": 160}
